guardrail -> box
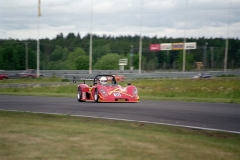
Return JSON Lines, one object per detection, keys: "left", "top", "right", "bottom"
{"left": 2, "top": 70, "right": 239, "bottom": 80}
{"left": 63, "top": 70, "right": 240, "bottom": 80}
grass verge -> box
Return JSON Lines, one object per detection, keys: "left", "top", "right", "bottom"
{"left": 0, "top": 111, "right": 240, "bottom": 160}
{"left": 1, "top": 78, "right": 240, "bottom": 103}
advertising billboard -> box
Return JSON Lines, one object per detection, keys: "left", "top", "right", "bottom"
{"left": 149, "top": 44, "right": 160, "bottom": 51}
{"left": 150, "top": 42, "right": 197, "bottom": 51}
{"left": 160, "top": 43, "right": 172, "bottom": 50}
{"left": 172, "top": 43, "right": 184, "bottom": 50}
{"left": 185, "top": 42, "right": 197, "bottom": 50}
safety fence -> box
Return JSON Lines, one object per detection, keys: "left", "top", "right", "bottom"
{"left": 2, "top": 70, "right": 239, "bottom": 80}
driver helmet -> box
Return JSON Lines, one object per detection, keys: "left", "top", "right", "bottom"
{"left": 99, "top": 76, "right": 107, "bottom": 85}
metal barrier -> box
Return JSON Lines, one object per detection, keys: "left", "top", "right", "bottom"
{"left": 2, "top": 70, "right": 240, "bottom": 80}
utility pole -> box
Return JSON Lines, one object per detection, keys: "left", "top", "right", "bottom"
{"left": 203, "top": 42, "right": 208, "bottom": 69}
{"left": 130, "top": 45, "right": 134, "bottom": 70}
{"left": 25, "top": 42, "right": 29, "bottom": 70}
{"left": 210, "top": 47, "right": 214, "bottom": 70}
{"left": 182, "top": 0, "right": 188, "bottom": 72}
{"left": 37, "top": 0, "right": 41, "bottom": 77}
{"left": 224, "top": 2, "right": 231, "bottom": 71}
{"left": 89, "top": 0, "right": 93, "bottom": 74}
{"left": 138, "top": 0, "right": 143, "bottom": 73}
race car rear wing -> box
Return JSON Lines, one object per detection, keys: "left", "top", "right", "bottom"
{"left": 73, "top": 77, "right": 94, "bottom": 84}
{"left": 73, "top": 75, "right": 118, "bottom": 85}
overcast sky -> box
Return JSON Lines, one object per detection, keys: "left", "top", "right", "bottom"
{"left": 1, "top": 0, "right": 239, "bottom": 40}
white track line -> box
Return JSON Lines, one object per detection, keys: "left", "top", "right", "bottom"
{"left": 1, "top": 109, "right": 240, "bottom": 134}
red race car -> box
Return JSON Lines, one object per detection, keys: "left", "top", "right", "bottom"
{"left": 16, "top": 69, "right": 44, "bottom": 78}
{"left": 76, "top": 75, "right": 139, "bottom": 103}
{"left": 112, "top": 75, "right": 126, "bottom": 82}
{"left": 0, "top": 73, "right": 9, "bottom": 80}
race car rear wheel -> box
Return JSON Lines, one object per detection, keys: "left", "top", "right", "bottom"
{"left": 77, "top": 88, "right": 85, "bottom": 102}
{"left": 94, "top": 89, "right": 99, "bottom": 102}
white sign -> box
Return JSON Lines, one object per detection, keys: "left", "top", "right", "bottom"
{"left": 119, "top": 59, "right": 128, "bottom": 65}
{"left": 160, "top": 43, "right": 172, "bottom": 50}
{"left": 185, "top": 42, "right": 197, "bottom": 50}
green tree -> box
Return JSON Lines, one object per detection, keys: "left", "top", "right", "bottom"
{"left": 50, "top": 45, "right": 63, "bottom": 61}
{"left": 0, "top": 47, "right": 4, "bottom": 69}
{"left": 176, "top": 51, "right": 194, "bottom": 71}
{"left": 2, "top": 45, "right": 19, "bottom": 70}
{"left": 48, "top": 61, "right": 67, "bottom": 70}
{"left": 75, "top": 55, "right": 89, "bottom": 70}
{"left": 0, "top": 36, "right": 240, "bottom": 70}
{"left": 66, "top": 47, "right": 86, "bottom": 69}
{"left": 145, "top": 57, "right": 158, "bottom": 71}
{"left": 50, "top": 45, "right": 69, "bottom": 61}
{"left": 236, "top": 49, "right": 240, "bottom": 60}
{"left": 27, "top": 49, "right": 36, "bottom": 69}
{"left": 12, "top": 48, "right": 20, "bottom": 69}
{"left": 126, "top": 53, "right": 146, "bottom": 70}
{"left": 92, "top": 44, "right": 111, "bottom": 63}
{"left": 93, "top": 54, "right": 122, "bottom": 70}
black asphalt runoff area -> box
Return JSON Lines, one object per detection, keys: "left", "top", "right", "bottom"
{"left": 0, "top": 95, "right": 240, "bottom": 133}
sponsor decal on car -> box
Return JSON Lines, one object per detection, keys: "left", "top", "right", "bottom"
{"left": 113, "top": 92, "right": 121, "bottom": 97}
{"left": 82, "top": 92, "right": 86, "bottom": 99}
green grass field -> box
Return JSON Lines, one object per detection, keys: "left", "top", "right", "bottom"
{"left": 0, "top": 77, "right": 240, "bottom": 159}
{"left": 1, "top": 77, "right": 240, "bottom": 103}
{"left": 1, "top": 111, "right": 240, "bottom": 160}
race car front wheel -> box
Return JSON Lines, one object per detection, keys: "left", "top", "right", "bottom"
{"left": 94, "top": 89, "right": 99, "bottom": 102}
{"left": 77, "top": 88, "right": 85, "bottom": 102}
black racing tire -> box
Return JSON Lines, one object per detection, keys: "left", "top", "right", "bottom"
{"left": 94, "top": 88, "right": 99, "bottom": 102}
{"left": 77, "top": 88, "right": 85, "bottom": 102}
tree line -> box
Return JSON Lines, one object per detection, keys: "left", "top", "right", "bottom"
{"left": 0, "top": 33, "right": 240, "bottom": 71}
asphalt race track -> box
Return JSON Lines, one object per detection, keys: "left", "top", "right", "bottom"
{"left": 0, "top": 95, "right": 240, "bottom": 134}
